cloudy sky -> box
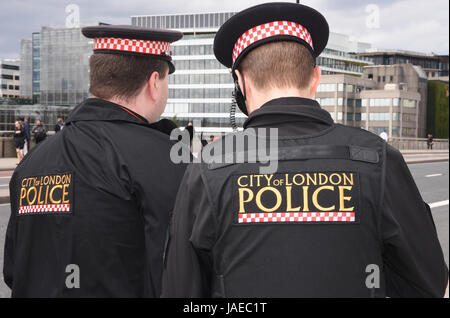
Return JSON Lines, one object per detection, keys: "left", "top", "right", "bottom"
{"left": 1, "top": 0, "right": 448, "bottom": 59}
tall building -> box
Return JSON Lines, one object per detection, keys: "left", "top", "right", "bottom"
{"left": 0, "top": 59, "right": 20, "bottom": 99}
{"left": 20, "top": 39, "right": 33, "bottom": 98}
{"left": 39, "top": 25, "right": 93, "bottom": 106}
{"left": 131, "top": 12, "right": 373, "bottom": 134}
{"left": 358, "top": 49, "right": 449, "bottom": 82}
{"left": 32, "top": 32, "right": 41, "bottom": 104}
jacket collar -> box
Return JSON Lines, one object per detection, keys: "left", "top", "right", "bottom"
{"left": 243, "top": 97, "right": 333, "bottom": 129}
{"left": 66, "top": 98, "right": 148, "bottom": 125}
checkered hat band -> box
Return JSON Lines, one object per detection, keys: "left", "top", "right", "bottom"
{"left": 238, "top": 212, "right": 355, "bottom": 224}
{"left": 232, "top": 21, "right": 314, "bottom": 66}
{"left": 94, "top": 37, "right": 171, "bottom": 56}
{"left": 19, "top": 204, "right": 71, "bottom": 214}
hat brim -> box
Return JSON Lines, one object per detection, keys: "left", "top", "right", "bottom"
{"left": 82, "top": 25, "right": 183, "bottom": 42}
{"left": 214, "top": 2, "right": 329, "bottom": 69}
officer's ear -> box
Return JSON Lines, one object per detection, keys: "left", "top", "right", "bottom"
{"left": 234, "top": 69, "right": 248, "bottom": 97}
{"left": 309, "top": 66, "right": 321, "bottom": 98}
{"left": 147, "top": 71, "right": 162, "bottom": 101}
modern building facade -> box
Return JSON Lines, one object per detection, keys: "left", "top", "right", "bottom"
{"left": 318, "top": 64, "right": 425, "bottom": 138}
{"left": 32, "top": 32, "right": 41, "bottom": 104}
{"left": 362, "top": 64, "right": 427, "bottom": 137}
{"left": 0, "top": 59, "right": 21, "bottom": 100}
{"left": 131, "top": 12, "right": 373, "bottom": 134}
{"left": 20, "top": 39, "right": 33, "bottom": 98}
{"left": 39, "top": 25, "right": 93, "bottom": 106}
{"left": 358, "top": 49, "right": 449, "bottom": 82}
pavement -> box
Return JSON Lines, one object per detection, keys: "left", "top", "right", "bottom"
{"left": 0, "top": 160, "right": 447, "bottom": 298}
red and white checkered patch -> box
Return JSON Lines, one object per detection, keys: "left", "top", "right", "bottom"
{"left": 238, "top": 212, "right": 355, "bottom": 224}
{"left": 19, "top": 204, "right": 71, "bottom": 214}
{"left": 232, "top": 21, "right": 314, "bottom": 66}
{"left": 94, "top": 37, "right": 171, "bottom": 56}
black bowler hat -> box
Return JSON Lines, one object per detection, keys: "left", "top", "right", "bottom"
{"left": 214, "top": 2, "right": 329, "bottom": 71}
{"left": 82, "top": 25, "right": 183, "bottom": 74}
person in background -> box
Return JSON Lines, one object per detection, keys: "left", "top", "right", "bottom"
{"left": 427, "top": 133, "right": 434, "bottom": 150}
{"left": 54, "top": 118, "right": 64, "bottom": 133}
{"left": 19, "top": 117, "right": 30, "bottom": 156}
{"left": 379, "top": 130, "right": 388, "bottom": 142}
{"left": 31, "top": 119, "right": 48, "bottom": 145}
{"left": 14, "top": 121, "right": 25, "bottom": 164}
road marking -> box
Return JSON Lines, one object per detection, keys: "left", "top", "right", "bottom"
{"left": 429, "top": 200, "right": 449, "bottom": 209}
{"left": 0, "top": 184, "right": 8, "bottom": 187}
{"left": 0, "top": 177, "right": 11, "bottom": 179}
{"left": 426, "top": 174, "right": 443, "bottom": 178}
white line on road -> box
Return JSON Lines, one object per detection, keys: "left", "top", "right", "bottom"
{"left": 429, "top": 200, "right": 449, "bottom": 209}
{"left": 426, "top": 174, "right": 443, "bottom": 178}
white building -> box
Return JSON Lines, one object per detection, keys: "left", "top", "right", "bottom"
{"left": 0, "top": 58, "right": 21, "bottom": 100}
{"left": 131, "top": 12, "right": 374, "bottom": 134}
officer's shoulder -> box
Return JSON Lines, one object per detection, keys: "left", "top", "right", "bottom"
{"left": 334, "top": 123, "right": 385, "bottom": 142}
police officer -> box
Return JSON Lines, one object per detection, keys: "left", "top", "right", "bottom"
{"left": 4, "top": 25, "right": 187, "bottom": 297}
{"left": 162, "top": 3, "right": 448, "bottom": 297}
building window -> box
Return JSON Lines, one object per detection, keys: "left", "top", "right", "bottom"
{"left": 317, "top": 83, "right": 336, "bottom": 92}
{"left": 389, "top": 76, "right": 393, "bottom": 82}
{"left": 393, "top": 98, "right": 399, "bottom": 107}
{"left": 368, "top": 74, "right": 373, "bottom": 79}
{"left": 402, "top": 99, "right": 416, "bottom": 108}
{"left": 369, "top": 98, "right": 390, "bottom": 107}
{"left": 15, "top": 86, "right": 19, "bottom": 90}
{"left": 15, "top": 75, "right": 20, "bottom": 80}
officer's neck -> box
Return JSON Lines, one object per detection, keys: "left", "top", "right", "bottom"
{"left": 246, "top": 86, "right": 312, "bottom": 115}
{"left": 98, "top": 95, "right": 159, "bottom": 123}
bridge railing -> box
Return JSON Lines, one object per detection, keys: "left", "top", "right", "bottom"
{"left": 388, "top": 137, "right": 449, "bottom": 150}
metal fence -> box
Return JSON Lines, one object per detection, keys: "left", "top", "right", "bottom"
{"left": 388, "top": 137, "right": 449, "bottom": 150}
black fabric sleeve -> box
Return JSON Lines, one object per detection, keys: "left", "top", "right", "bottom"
{"left": 161, "top": 164, "right": 216, "bottom": 298}
{"left": 381, "top": 145, "right": 448, "bottom": 297}
{"left": 3, "top": 174, "right": 18, "bottom": 289}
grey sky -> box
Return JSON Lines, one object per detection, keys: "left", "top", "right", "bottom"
{"left": 1, "top": 0, "right": 448, "bottom": 59}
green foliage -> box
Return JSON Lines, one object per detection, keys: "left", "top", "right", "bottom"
{"left": 172, "top": 115, "right": 179, "bottom": 127}
{"left": 427, "top": 81, "right": 449, "bottom": 138}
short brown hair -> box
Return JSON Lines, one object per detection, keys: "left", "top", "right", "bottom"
{"left": 238, "top": 41, "right": 315, "bottom": 90}
{"left": 89, "top": 53, "right": 169, "bottom": 100}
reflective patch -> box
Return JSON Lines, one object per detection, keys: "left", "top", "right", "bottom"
{"left": 17, "top": 172, "right": 74, "bottom": 215}
{"left": 234, "top": 172, "right": 360, "bottom": 224}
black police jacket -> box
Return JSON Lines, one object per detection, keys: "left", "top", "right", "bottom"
{"left": 162, "top": 97, "right": 448, "bottom": 298}
{"left": 4, "top": 98, "right": 187, "bottom": 297}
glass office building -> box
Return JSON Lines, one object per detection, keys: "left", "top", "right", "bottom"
{"left": 131, "top": 12, "right": 373, "bottom": 134}
{"left": 39, "top": 26, "right": 92, "bottom": 106}
{"left": 32, "top": 32, "right": 41, "bottom": 104}
{"left": 20, "top": 39, "right": 33, "bottom": 98}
